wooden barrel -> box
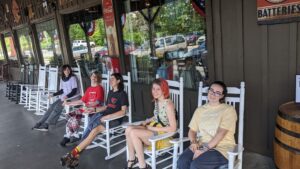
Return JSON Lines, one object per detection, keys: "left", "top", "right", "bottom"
{"left": 274, "top": 102, "right": 300, "bottom": 169}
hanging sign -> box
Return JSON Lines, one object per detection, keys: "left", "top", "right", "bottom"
{"left": 257, "top": 0, "right": 300, "bottom": 24}
{"left": 102, "top": 0, "right": 120, "bottom": 58}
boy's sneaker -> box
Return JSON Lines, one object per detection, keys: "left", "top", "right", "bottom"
{"left": 60, "top": 152, "right": 79, "bottom": 168}
{"left": 32, "top": 123, "right": 41, "bottom": 130}
{"left": 68, "top": 136, "right": 81, "bottom": 145}
{"left": 34, "top": 123, "right": 49, "bottom": 131}
{"left": 60, "top": 137, "right": 70, "bottom": 147}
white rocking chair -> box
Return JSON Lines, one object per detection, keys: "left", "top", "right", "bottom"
{"left": 171, "top": 81, "right": 245, "bottom": 169}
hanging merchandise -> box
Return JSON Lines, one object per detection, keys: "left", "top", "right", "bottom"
{"left": 28, "top": 4, "right": 35, "bottom": 19}
{"left": 191, "top": 0, "right": 205, "bottom": 17}
{"left": 42, "top": 0, "right": 49, "bottom": 13}
{"left": 12, "top": 0, "right": 20, "bottom": 23}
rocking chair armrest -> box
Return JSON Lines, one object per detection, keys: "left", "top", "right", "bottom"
{"left": 169, "top": 137, "right": 189, "bottom": 145}
{"left": 149, "top": 132, "right": 177, "bottom": 143}
{"left": 64, "top": 94, "right": 81, "bottom": 101}
{"left": 103, "top": 114, "right": 126, "bottom": 122}
{"left": 122, "top": 121, "right": 144, "bottom": 128}
{"left": 227, "top": 144, "right": 244, "bottom": 156}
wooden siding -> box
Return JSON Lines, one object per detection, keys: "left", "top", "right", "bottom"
{"left": 207, "top": 0, "right": 300, "bottom": 156}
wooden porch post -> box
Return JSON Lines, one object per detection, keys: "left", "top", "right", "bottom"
{"left": 55, "top": 11, "right": 73, "bottom": 65}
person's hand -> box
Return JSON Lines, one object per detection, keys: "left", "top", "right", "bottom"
{"left": 141, "top": 120, "right": 148, "bottom": 126}
{"left": 63, "top": 100, "right": 69, "bottom": 106}
{"left": 192, "top": 149, "right": 203, "bottom": 160}
{"left": 146, "top": 125, "right": 154, "bottom": 131}
{"left": 62, "top": 96, "right": 68, "bottom": 100}
{"left": 189, "top": 143, "right": 199, "bottom": 153}
{"left": 48, "top": 94, "right": 52, "bottom": 100}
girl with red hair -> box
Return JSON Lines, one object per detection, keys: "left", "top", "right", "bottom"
{"left": 124, "top": 78, "right": 177, "bottom": 169}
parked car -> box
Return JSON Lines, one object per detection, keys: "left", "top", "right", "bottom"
{"left": 196, "top": 35, "right": 206, "bottom": 45}
{"left": 94, "top": 46, "right": 108, "bottom": 58}
{"left": 185, "top": 32, "right": 202, "bottom": 46}
{"left": 182, "top": 42, "right": 206, "bottom": 59}
{"left": 72, "top": 40, "right": 95, "bottom": 47}
{"left": 155, "top": 34, "right": 187, "bottom": 58}
{"left": 72, "top": 46, "right": 88, "bottom": 59}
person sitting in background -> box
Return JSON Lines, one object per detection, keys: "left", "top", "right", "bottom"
{"left": 32, "top": 64, "right": 79, "bottom": 131}
{"left": 124, "top": 78, "right": 177, "bottom": 169}
{"left": 60, "top": 71, "right": 104, "bottom": 147}
{"left": 60, "top": 73, "right": 129, "bottom": 168}
{"left": 177, "top": 81, "right": 237, "bottom": 169}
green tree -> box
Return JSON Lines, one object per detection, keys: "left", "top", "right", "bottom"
{"left": 69, "top": 24, "right": 85, "bottom": 41}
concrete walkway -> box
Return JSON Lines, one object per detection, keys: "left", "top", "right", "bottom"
{"left": 0, "top": 82, "right": 275, "bottom": 169}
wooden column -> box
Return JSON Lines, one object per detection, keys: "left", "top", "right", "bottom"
{"left": 55, "top": 11, "right": 73, "bottom": 65}
{"left": 30, "top": 24, "right": 44, "bottom": 66}
{"left": 0, "top": 34, "right": 9, "bottom": 62}
{"left": 11, "top": 30, "right": 23, "bottom": 66}
{"left": 113, "top": 0, "right": 126, "bottom": 73}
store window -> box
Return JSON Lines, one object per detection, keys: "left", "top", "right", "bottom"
{"left": 123, "top": 0, "right": 208, "bottom": 88}
{"left": 4, "top": 33, "right": 18, "bottom": 63}
{"left": 17, "top": 27, "right": 36, "bottom": 65}
{"left": 69, "top": 18, "right": 108, "bottom": 73}
{"left": 36, "top": 20, "right": 63, "bottom": 66}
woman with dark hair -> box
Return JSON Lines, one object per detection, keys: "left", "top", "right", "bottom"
{"left": 124, "top": 78, "right": 177, "bottom": 169}
{"left": 60, "top": 71, "right": 104, "bottom": 147}
{"left": 32, "top": 64, "right": 79, "bottom": 131}
{"left": 177, "top": 81, "right": 237, "bottom": 169}
{"left": 60, "top": 73, "right": 129, "bottom": 168}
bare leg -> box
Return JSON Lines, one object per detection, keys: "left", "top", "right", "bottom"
{"left": 129, "top": 128, "right": 154, "bottom": 168}
{"left": 125, "top": 125, "right": 146, "bottom": 161}
{"left": 77, "top": 124, "right": 105, "bottom": 151}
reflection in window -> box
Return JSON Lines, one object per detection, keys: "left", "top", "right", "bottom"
{"left": 123, "top": 0, "right": 208, "bottom": 88}
{"left": 17, "top": 28, "right": 35, "bottom": 65}
{"left": 36, "top": 20, "right": 63, "bottom": 66}
{"left": 4, "top": 33, "right": 18, "bottom": 65}
{"left": 0, "top": 44, "right": 4, "bottom": 61}
{"left": 69, "top": 18, "right": 108, "bottom": 73}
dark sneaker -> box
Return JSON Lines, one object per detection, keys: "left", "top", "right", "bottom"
{"left": 60, "top": 137, "right": 70, "bottom": 147}
{"left": 34, "top": 123, "right": 49, "bottom": 131}
{"left": 32, "top": 123, "right": 42, "bottom": 130}
{"left": 68, "top": 137, "right": 81, "bottom": 145}
{"left": 60, "top": 153, "right": 79, "bottom": 168}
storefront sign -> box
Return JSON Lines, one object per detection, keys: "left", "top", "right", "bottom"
{"left": 102, "top": 0, "right": 120, "bottom": 57}
{"left": 257, "top": 0, "right": 300, "bottom": 24}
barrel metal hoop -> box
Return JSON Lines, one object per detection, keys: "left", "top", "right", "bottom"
{"left": 278, "top": 111, "right": 300, "bottom": 123}
{"left": 276, "top": 124, "right": 300, "bottom": 138}
{"left": 274, "top": 137, "right": 300, "bottom": 155}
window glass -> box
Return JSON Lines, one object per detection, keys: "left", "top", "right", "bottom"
{"left": 0, "top": 43, "right": 4, "bottom": 61}
{"left": 123, "top": 0, "right": 208, "bottom": 88}
{"left": 4, "top": 33, "right": 18, "bottom": 62}
{"left": 36, "top": 19, "right": 63, "bottom": 66}
{"left": 17, "top": 27, "right": 35, "bottom": 65}
{"left": 69, "top": 18, "right": 108, "bottom": 73}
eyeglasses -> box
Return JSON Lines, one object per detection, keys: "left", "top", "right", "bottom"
{"left": 208, "top": 88, "right": 223, "bottom": 97}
